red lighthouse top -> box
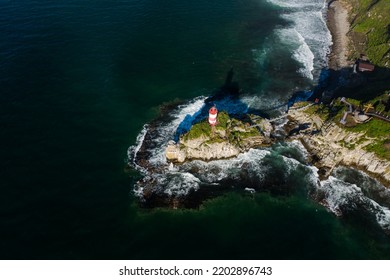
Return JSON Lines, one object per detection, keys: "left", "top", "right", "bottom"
{"left": 209, "top": 106, "right": 218, "bottom": 115}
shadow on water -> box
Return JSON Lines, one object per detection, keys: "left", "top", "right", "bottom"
{"left": 174, "top": 68, "right": 264, "bottom": 141}
{"left": 309, "top": 65, "right": 390, "bottom": 102}
{"left": 284, "top": 64, "right": 390, "bottom": 112}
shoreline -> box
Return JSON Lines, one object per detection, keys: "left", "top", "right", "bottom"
{"left": 326, "top": 0, "right": 351, "bottom": 69}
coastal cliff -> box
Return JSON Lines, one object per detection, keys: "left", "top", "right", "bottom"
{"left": 289, "top": 107, "right": 390, "bottom": 185}
{"left": 322, "top": 0, "right": 390, "bottom": 184}
{"left": 135, "top": 0, "right": 390, "bottom": 209}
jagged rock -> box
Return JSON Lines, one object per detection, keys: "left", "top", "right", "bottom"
{"left": 166, "top": 144, "right": 186, "bottom": 163}
{"left": 289, "top": 109, "right": 390, "bottom": 185}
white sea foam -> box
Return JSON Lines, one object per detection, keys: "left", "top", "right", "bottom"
{"left": 181, "top": 149, "right": 271, "bottom": 183}
{"left": 127, "top": 124, "right": 149, "bottom": 174}
{"left": 319, "top": 176, "right": 390, "bottom": 231}
{"left": 293, "top": 30, "right": 315, "bottom": 79}
{"left": 148, "top": 96, "right": 206, "bottom": 167}
{"left": 245, "top": 188, "right": 256, "bottom": 194}
{"left": 266, "top": 0, "right": 331, "bottom": 79}
{"left": 286, "top": 140, "right": 310, "bottom": 160}
{"left": 375, "top": 206, "right": 390, "bottom": 232}
{"left": 274, "top": 28, "right": 315, "bottom": 79}
{"left": 267, "top": 0, "right": 320, "bottom": 8}
{"left": 241, "top": 94, "right": 287, "bottom": 114}
{"left": 163, "top": 172, "right": 201, "bottom": 197}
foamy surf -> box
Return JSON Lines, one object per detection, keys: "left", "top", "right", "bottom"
{"left": 266, "top": 0, "right": 331, "bottom": 79}
{"left": 317, "top": 176, "right": 390, "bottom": 232}
{"left": 127, "top": 124, "right": 149, "bottom": 174}
{"left": 276, "top": 28, "right": 315, "bottom": 79}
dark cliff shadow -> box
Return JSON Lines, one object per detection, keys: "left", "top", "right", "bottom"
{"left": 175, "top": 68, "right": 253, "bottom": 141}
{"left": 294, "top": 65, "right": 390, "bottom": 106}
{"left": 204, "top": 67, "right": 240, "bottom": 103}
{"left": 333, "top": 65, "right": 390, "bottom": 102}
{"left": 320, "top": 65, "right": 390, "bottom": 102}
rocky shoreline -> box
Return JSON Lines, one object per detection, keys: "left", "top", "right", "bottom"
{"left": 164, "top": 107, "right": 390, "bottom": 187}
{"left": 288, "top": 108, "right": 390, "bottom": 186}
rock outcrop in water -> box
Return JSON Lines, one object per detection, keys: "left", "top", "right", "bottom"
{"left": 164, "top": 105, "right": 390, "bottom": 186}
{"left": 166, "top": 112, "right": 272, "bottom": 162}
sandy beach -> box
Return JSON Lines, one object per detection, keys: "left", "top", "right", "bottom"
{"left": 327, "top": 0, "right": 351, "bottom": 69}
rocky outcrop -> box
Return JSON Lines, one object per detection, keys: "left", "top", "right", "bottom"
{"left": 166, "top": 113, "right": 270, "bottom": 163}
{"left": 289, "top": 109, "right": 390, "bottom": 185}
{"left": 167, "top": 141, "right": 241, "bottom": 163}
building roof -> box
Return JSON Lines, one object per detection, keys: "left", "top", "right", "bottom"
{"left": 358, "top": 61, "right": 375, "bottom": 72}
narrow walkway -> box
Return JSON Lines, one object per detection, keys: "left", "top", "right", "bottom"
{"left": 366, "top": 111, "right": 390, "bottom": 122}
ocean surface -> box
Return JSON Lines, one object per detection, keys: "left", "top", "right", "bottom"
{"left": 1, "top": 0, "right": 389, "bottom": 259}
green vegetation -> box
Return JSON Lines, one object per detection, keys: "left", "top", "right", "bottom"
{"left": 184, "top": 119, "right": 212, "bottom": 140}
{"left": 347, "top": 118, "right": 390, "bottom": 159}
{"left": 304, "top": 96, "right": 390, "bottom": 160}
{"left": 183, "top": 111, "right": 233, "bottom": 141}
{"left": 215, "top": 111, "right": 229, "bottom": 130}
{"left": 366, "top": 138, "right": 390, "bottom": 159}
{"left": 348, "top": 0, "right": 390, "bottom": 66}
{"left": 182, "top": 111, "right": 261, "bottom": 147}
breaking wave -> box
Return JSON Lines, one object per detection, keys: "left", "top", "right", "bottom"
{"left": 127, "top": 124, "right": 149, "bottom": 174}
{"left": 317, "top": 176, "right": 390, "bottom": 232}
{"left": 266, "top": 0, "right": 331, "bottom": 79}
{"left": 276, "top": 28, "right": 315, "bottom": 79}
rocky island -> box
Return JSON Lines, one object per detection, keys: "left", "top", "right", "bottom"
{"left": 166, "top": 111, "right": 272, "bottom": 163}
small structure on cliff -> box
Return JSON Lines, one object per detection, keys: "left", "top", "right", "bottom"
{"left": 208, "top": 106, "right": 218, "bottom": 126}
{"left": 208, "top": 105, "right": 218, "bottom": 136}
{"left": 339, "top": 97, "right": 370, "bottom": 126}
{"left": 358, "top": 61, "right": 375, "bottom": 72}
{"left": 354, "top": 57, "right": 375, "bottom": 73}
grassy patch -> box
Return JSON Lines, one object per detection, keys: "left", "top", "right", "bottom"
{"left": 183, "top": 111, "right": 260, "bottom": 144}
{"left": 184, "top": 120, "right": 211, "bottom": 140}
{"left": 365, "top": 139, "right": 390, "bottom": 159}
{"left": 349, "top": 0, "right": 390, "bottom": 66}
{"left": 346, "top": 117, "right": 390, "bottom": 139}
{"left": 215, "top": 111, "right": 229, "bottom": 130}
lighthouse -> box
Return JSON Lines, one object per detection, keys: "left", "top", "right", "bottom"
{"left": 208, "top": 106, "right": 218, "bottom": 126}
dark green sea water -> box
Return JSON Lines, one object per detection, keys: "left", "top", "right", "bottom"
{"left": 1, "top": 0, "right": 389, "bottom": 259}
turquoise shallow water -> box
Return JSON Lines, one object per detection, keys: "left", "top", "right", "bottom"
{"left": 1, "top": 0, "right": 389, "bottom": 259}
